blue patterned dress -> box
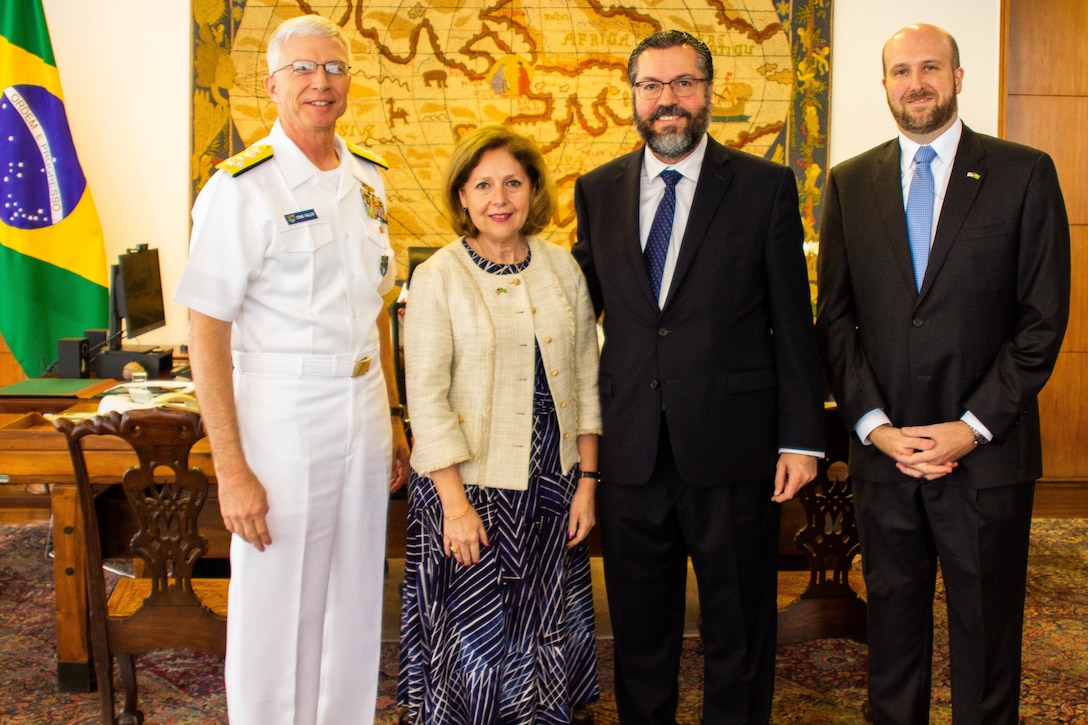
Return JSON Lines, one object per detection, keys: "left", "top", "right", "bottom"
{"left": 397, "top": 241, "right": 599, "bottom": 724}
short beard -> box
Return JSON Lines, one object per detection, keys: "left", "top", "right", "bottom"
{"left": 633, "top": 101, "right": 711, "bottom": 161}
{"left": 890, "top": 90, "right": 957, "bottom": 136}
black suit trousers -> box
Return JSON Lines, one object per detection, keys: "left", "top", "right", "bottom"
{"left": 598, "top": 418, "right": 780, "bottom": 725}
{"left": 853, "top": 477, "right": 1035, "bottom": 725}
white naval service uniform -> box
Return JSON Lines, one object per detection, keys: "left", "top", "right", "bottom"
{"left": 174, "top": 120, "right": 396, "bottom": 725}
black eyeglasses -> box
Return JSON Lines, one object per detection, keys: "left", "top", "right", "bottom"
{"left": 632, "top": 77, "right": 706, "bottom": 100}
{"left": 272, "top": 60, "right": 350, "bottom": 76}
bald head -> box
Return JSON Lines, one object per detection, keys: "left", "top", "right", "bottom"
{"left": 882, "top": 24, "right": 960, "bottom": 76}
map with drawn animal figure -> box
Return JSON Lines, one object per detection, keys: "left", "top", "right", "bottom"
{"left": 192, "top": 0, "right": 831, "bottom": 275}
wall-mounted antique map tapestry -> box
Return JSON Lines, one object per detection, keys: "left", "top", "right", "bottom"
{"left": 192, "top": 0, "right": 831, "bottom": 279}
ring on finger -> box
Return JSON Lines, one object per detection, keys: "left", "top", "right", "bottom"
{"left": 449, "top": 544, "right": 459, "bottom": 553}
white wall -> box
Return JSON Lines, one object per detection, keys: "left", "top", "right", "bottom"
{"left": 39, "top": 0, "right": 1001, "bottom": 348}
{"left": 829, "top": 0, "right": 1001, "bottom": 165}
{"left": 42, "top": 0, "right": 191, "bottom": 348}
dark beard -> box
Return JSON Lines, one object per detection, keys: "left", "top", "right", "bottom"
{"left": 890, "top": 90, "right": 957, "bottom": 136}
{"left": 633, "top": 102, "right": 711, "bottom": 161}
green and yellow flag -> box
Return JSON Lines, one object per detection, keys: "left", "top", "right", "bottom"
{"left": 1, "top": 0, "right": 107, "bottom": 378}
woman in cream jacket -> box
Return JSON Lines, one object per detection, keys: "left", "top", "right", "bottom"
{"left": 397, "top": 126, "right": 601, "bottom": 725}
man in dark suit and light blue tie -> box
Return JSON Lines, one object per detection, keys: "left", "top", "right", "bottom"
{"left": 816, "top": 24, "right": 1070, "bottom": 724}
{"left": 572, "top": 30, "right": 825, "bottom": 724}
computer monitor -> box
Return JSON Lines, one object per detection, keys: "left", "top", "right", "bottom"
{"left": 107, "top": 245, "right": 166, "bottom": 350}
{"left": 96, "top": 245, "right": 172, "bottom": 379}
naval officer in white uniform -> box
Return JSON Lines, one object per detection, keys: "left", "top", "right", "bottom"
{"left": 174, "top": 14, "right": 410, "bottom": 725}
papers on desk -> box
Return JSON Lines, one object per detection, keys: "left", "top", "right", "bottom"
{"left": 97, "top": 381, "right": 199, "bottom": 414}
{"left": 101, "top": 380, "right": 194, "bottom": 397}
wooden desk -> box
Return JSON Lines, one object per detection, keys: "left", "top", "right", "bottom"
{"left": 0, "top": 405, "right": 224, "bottom": 692}
{"left": 0, "top": 379, "right": 119, "bottom": 417}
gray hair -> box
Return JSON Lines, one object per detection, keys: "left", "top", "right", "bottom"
{"left": 267, "top": 15, "right": 350, "bottom": 74}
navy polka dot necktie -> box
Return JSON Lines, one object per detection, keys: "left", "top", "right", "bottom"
{"left": 644, "top": 169, "right": 682, "bottom": 300}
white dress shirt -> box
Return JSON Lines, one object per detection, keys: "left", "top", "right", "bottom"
{"left": 639, "top": 134, "right": 708, "bottom": 308}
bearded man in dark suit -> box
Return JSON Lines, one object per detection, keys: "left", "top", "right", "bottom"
{"left": 572, "top": 30, "right": 825, "bottom": 725}
{"left": 816, "top": 24, "right": 1070, "bottom": 724}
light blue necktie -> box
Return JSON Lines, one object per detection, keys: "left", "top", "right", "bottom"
{"left": 906, "top": 145, "right": 937, "bottom": 291}
{"left": 644, "top": 169, "right": 682, "bottom": 299}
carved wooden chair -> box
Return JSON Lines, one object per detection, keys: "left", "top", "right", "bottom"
{"left": 53, "top": 408, "right": 227, "bottom": 725}
{"left": 776, "top": 404, "right": 867, "bottom": 644}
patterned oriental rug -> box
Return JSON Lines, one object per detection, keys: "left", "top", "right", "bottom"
{"left": 2, "top": 520, "right": 1086, "bottom": 724}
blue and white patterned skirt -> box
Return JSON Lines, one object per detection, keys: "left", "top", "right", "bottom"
{"left": 397, "top": 357, "right": 599, "bottom": 724}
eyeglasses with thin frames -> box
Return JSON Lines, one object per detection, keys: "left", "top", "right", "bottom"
{"left": 632, "top": 77, "right": 706, "bottom": 100}
{"left": 271, "top": 60, "right": 350, "bottom": 76}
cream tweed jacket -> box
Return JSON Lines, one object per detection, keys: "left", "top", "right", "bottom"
{"left": 405, "top": 236, "right": 602, "bottom": 490}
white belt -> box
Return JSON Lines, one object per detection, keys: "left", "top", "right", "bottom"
{"left": 232, "top": 351, "right": 376, "bottom": 378}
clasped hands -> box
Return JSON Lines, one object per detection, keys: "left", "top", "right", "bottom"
{"left": 870, "top": 420, "right": 979, "bottom": 480}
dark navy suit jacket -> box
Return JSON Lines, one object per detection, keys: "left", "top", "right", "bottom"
{"left": 573, "top": 135, "right": 825, "bottom": 487}
{"left": 817, "top": 125, "right": 1070, "bottom": 488}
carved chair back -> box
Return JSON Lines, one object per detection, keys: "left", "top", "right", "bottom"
{"left": 54, "top": 408, "right": 227, "bottom": 725}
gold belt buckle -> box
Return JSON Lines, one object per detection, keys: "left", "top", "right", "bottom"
{"left": 352, "top": 357, "right": 371, "bottom": 377}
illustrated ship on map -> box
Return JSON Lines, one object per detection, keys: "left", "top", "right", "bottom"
{"left": 711, "top": 81, "right": 753, "bottom": 123}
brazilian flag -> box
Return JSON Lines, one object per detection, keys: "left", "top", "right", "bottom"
{"left": 0, "top": 0, "right": 107, "bottom": 378}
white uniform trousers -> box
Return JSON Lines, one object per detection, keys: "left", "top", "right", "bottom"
{"left": 225, "top": 368, "right": 392, "bottom": 725}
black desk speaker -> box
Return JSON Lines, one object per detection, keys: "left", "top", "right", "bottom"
{"left": 57, "top": 337, "right": 90, "bottom": 379}
{"left": 84, "top": 328, "right": 108, "bottom": 352}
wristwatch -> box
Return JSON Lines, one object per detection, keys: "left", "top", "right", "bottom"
{"left": 965, "top": 422, "right": 988, "bottom": 446}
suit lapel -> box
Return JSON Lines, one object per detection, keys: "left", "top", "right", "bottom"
{"left": 918, "top": 126, "right": 986, "bottom": 300}
{"left": 665, "top": 138, "right": 733, "bottom": 307}
{"left": 610, "top": 151, "right": 661, "bottom": 309}
{"left": 872, "top": 140, "right": 917, "bottom": 294}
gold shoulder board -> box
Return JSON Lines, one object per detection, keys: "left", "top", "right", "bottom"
{"left": 347, "top": 142, "right": 389, "bottom": 170}
{"left": 216, "top": 144, "right": 274, "bottom": 177}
